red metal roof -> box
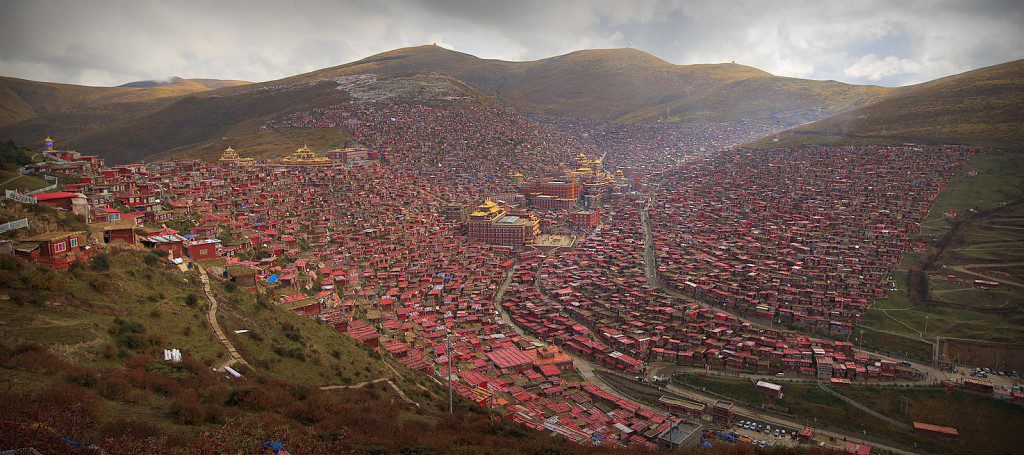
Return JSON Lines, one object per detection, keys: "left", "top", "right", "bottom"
{"left": 486, "top": 346, "right": 533, "bottom": 369}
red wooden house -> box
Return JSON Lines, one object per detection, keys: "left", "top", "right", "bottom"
{"left": 185, "top": 239, "right": 222, "bottom": 261}
{"left": 15, "top": 231, "right": 94, "bottom": 269}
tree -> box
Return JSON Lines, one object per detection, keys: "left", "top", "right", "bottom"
{"left": 0, "top": 140, "right": 32, "bottom": 167}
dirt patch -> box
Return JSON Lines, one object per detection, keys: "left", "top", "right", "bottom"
{"left": 940, "top": 338, "right": 1024, "bottom": 371}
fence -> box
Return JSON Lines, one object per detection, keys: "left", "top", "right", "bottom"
{"left": 0, "top": 218, "right": 29, "bottom": 234}
{"left": 5, "top": 190, "right": 37, "bottom": 204}
{"left": 28, "top": 175, "right": 58, "bottom": 195}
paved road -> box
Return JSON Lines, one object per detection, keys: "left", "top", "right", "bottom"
{"left": 949, "top": 261, "right": 1024, "bottom": 289}
{"left": 493, "top": 256, "right": 924, "bottom": 453}
{"left": 197, "top": 264, "right": 252, "bottom": 372}
{"left": 658, "top": 382, "right": 921, "bottom": 455}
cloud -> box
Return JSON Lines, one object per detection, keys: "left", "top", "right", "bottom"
{"left": 844, "top": 54, "right": 923, "bottom": 81}
{"left": 0, "top": 0, "right": 1020, "bottom": 87}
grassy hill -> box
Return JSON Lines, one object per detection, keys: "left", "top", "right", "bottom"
{"left": 2, "top": 45, "right": 898, "bottom": 164}
{"left": 0, "top": 205, "right": 643, "bottom": 454}
{"left": 674, "top": 373, "right": 1024, "bottom": 454}
{"left": 6, "top": 45, "right": 1019, "bottom": 163}
{"left": 0, "top": 75, "right": 256, "bottom": 154}
{"left": 1, "top": 70, "right": 494, "bottom": 163}
{"left": 276, "top": 45, "right": 892, "bottom": 125}
{"left": 0, "top": 76, "right": 241, "bottom": 127}
{"left": 748, "top": 59, "right": 1024, "bottom": 149}
{"left": 119, "top": 77, "right": 251, "bottom": 89}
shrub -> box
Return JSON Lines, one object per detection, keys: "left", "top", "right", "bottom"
{"left": 19, "top": 268, "right": 58, "bottom": 291}
{"left": 61, "top": 364, "right": 99, "bottom": 388}
{"left": 91, "top": 253, "right": 111, "bottom": 271}
{"left": 0, "top": 254, "right": 20, "bottom": 270}
{"left": 90, "top": 277, "right": 111, "bottom": 293}
{"left": 168, "top": 391, "right": 206, "bottom": 425}
{"left": 143, "top": 252, "right": 161, "bottom": 267}
{"left": 97, "top": 373, "right": 133, "bottom": 400}
{"left": 109, "top": 318, "right": 149, "bottom": 350}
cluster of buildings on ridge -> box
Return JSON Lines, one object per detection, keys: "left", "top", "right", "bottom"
{"left": 2, "top": 93, "right": 996, "bottom": 451}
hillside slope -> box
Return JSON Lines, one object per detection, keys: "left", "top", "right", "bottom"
{"left": 0, "top": 204, "right": 638, "bottom": 454}
{"left": 748, "top": 59, "right": 1024, "bottom": 149}
{"left": 119, "top": 77, "right": 251, "bottom": 89}
{"left": 0, "top": 76, "right": 231, "bottom": 127}
{"left": 86, "top": 72, "right": 495, "bottom": 163}
{"left": 275, "top": 45, "right": 892, "bottom": 124}
{"left": 2, "top": 45, "right": 898, "bottom": 163}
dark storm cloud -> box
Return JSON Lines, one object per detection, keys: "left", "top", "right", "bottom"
{"left": 0, "top": 0, "right": 1021, "bottom": 87}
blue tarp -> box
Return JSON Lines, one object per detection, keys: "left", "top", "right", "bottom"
{"left": 267, "top": 275, "right": 279, "bottom": 283}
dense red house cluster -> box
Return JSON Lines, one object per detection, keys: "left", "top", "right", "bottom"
{"left": 650, "top": 146, "right": 973, "bottom": 331}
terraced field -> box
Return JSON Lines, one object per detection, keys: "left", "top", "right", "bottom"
{"left": 861, "top": 151, "right": 1024, "bottom": 368}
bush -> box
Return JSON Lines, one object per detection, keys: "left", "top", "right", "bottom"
{"left": 143, "top": 251, "right": 161, "bottom": 266}
{"left": 90, "top": 277, "right": 111, "bottom": 293}
{"left": 0, "top": 254, "right": 20, "bottom": 270}
{"left": 97, "top": 373, "right": 133, "bottom": 400}
{"left": 91, "top": 253, "right": 111, "bottom": 271}
{"left": 168, "top": 391, "right": 207, "bottom": 425}
{"left": 109, "top": 318, "right": 153, "bottom": 350}
{"left": 272, "top": 344, "right": 305, "bottom": 361}
{"left": 0, "top": 140, "right": 31, "bottom": 167}
{"left": 19, "top": 268, "right": 58, "bottom": 291}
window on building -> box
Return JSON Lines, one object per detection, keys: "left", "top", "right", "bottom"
{"left": 70, "top": 238, "right": 78, "bottom": 248}
{"left": 53, "top": 242, "right": 67, "bottom": 253}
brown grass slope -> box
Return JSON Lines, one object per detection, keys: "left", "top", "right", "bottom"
{"left": 748, "top": 59, "right": 1024, "bottom": 149}
{"left": 273, "top": 45, "right": 892, "bottom": 124}
{"left": 0, "top": 76, "right": 226, "bottom": 127}
{"left": 76, "top": 72, "right": 492, "bottom": 163}
{"left": 0, "top": 76, "right": 253, "bottom": 152}
{"left": 0, "top": 45, "right": 898, "bottom": 163}
{"left": 119, "top": 76, "right": 251, "bottom": 89}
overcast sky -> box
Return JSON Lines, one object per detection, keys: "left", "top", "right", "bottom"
{"left": 1, "top": 0, "right": 1022, "bottom": 87}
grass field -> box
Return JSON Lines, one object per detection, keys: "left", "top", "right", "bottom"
{"left": 150, "top": 127, "right": 355, "bottom": 162}
{"left": 747, "top": 59, "right": 1024, "bottom": 150}
{"left": 0, "top": 246, "right": 628, "bottom": 453}
{"left": 861, "top": 151, "right": 1024, "bottom": 367}
{"left": 675, "top": 374, "right": 1024, "bottom": 454}
{"left": 0, "top": 169, "right": 50, "bottom": 192}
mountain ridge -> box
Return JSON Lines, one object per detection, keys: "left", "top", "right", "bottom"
{"left": 118, "top": 76, "right": 251, "bottom": 89}
{"left": 1, "top": 44, "right": 1021, "bottom": 162}
{"left": 746, "top": 58, "right": 1024, "bottom": 149}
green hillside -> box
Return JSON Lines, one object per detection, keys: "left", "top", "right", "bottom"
{"left": 280, "top": 45, "right": 892, "bottom": 124}
{"left": 748, "top": 59, "right": 1024, "bottom": 149}
{"left": 0, "top": 205, "right": 636, "bottom": 454}
{"left": 2, "top": 45, "right": 897, "bottom": 163}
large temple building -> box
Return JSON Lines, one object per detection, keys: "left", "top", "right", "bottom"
{"left": 218, "top": 146, "right": 255, "bottom": 164}
{"left": 37, "top": 136, "right": 105, "bottom": 171}
{"left": 281, "top": 145, "right": 331, "bottom": 165}
{"left": 522, "top": 152, "right": 625, "bottom": 210}
{"left": 465, "top": 199, "right": 539, "bottom": 249}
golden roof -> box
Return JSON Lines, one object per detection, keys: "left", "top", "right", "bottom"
{"left": 44, "top": 137, "right": 53, "bottom": 142}
{"left": 469, "top": 199, "right": 504, "bottom": 218}
{"left": 225, "top": 146, "right": 235, "bottom": 152}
